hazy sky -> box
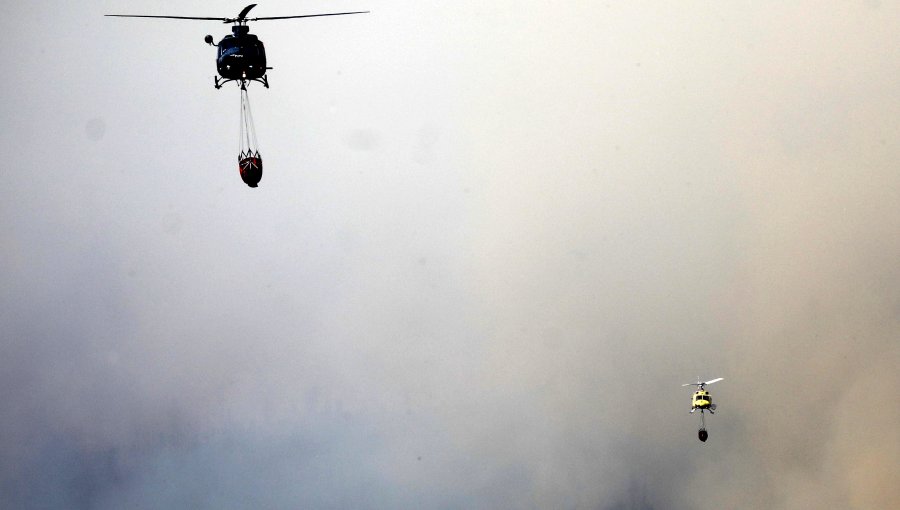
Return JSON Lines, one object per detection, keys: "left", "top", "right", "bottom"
{"left": 2, "top": 1, "right": 898, "bottom": 508}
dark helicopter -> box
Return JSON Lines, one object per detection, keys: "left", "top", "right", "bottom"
{"left": 106, "top": 4, "right": 368, "bottom": 89}
{"left": 106, "top": 4, "right": 367, "bottom": 188}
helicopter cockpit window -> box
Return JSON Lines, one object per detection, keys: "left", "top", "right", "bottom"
{"left": 219, "top": 39, "right": 238, "bottom": 58}
{"left": 220, "top": 43, "right": 260, "bottom": 59}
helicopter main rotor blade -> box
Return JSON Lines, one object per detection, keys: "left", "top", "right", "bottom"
{"left": 105, "top": 15, "right": 227, "bottom": 21}
{"left": 249, "top": 11, "right": 370, "bottom": 21}
{"left": 704, "top": 378, "right": 724, "bottom": 385}
{"left": 237, "top": 4, "right": 258, "bottom": 21}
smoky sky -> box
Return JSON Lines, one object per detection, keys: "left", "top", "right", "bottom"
{"left": 2, "top": 1, "right": 899, "bottom": 509}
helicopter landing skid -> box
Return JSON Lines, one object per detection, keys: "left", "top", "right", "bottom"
{"left": 215, "top": 75, "right": 270, "bottom": 90}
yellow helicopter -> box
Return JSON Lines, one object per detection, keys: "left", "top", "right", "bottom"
{"left": 682, "top": 377, "right": 723, "bottom": 442}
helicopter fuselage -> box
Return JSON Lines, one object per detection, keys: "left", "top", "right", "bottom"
{"left": 690, "top": 389, "right": 712, "bottom": 410}
{"left": 211, "top": 25, "right": 270, "bottom": 88}
{"left": 216, "top": 26, "right": 266, "bottom": 79}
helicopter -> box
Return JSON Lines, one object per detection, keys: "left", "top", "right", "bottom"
{"left": 682, "top": 377, "right": 723, "bottom": 442}
{"left": 106, "top": 4, "right": 368, "bottom": 188}
{"left": 106, "top": 4, "right": 368, "bottom": 90}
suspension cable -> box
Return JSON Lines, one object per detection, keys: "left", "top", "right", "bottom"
{"left": 238, "top": 86, "right": 260, "bottom": 157}
{"left": 238, "top": 89, "right": 245, "bottom": 156}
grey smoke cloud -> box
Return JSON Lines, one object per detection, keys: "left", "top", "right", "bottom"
{"left": 2, "top": 1, "right": 898, "bottom": 508}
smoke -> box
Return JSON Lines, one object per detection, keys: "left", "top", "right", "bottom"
{"left": 2, "top": 1, "right": 899, "bottom": 509}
